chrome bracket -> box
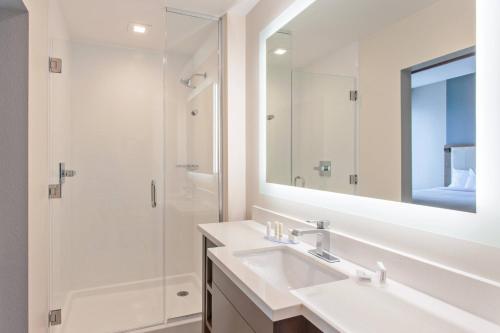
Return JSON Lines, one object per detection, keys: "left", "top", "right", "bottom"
{"left": 313, "top": 161, "right": 332, "bottom": 177}
{"left": 49, "top": 162, "right": 76, "bottom": 199}
{"left": 308, "top": 249, "right": 340, "bottom": 263}
{"left": 48, "top": 184, "right": 62, "bottom": 199}
{"left": 49, "top": 57, "right": 62, "bottom": 73}
{"left": 294, "top": 176, "right": 305, "bottom": 187}
{"left": 349, "top": 90, "right": 358, "bottom": 101}
{"left": 49, "top": 309, "right": 62, "bottom": 326}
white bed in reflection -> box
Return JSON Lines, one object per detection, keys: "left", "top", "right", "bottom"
{"left": 412, "top": 145, "right": 476, "bottom": 212}
{"left": 413, "top": 187, "right": 475, "bottom": 212}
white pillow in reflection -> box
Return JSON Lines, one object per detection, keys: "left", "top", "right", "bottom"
{"left": 465, "top": 168, "right": 476, "bottom": 191}
{"left": 449, "top": 168, "right": 469, "bottom": 189}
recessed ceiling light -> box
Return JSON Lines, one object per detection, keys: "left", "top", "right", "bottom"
{"left": 274, "top": 48, "right": 288, "bottom": 55}
{"left": 129, "top": 23, "right": 150, "bottom": 34}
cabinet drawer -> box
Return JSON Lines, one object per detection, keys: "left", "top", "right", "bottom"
{"left": 212, "top": 283, "right": 254, "bottom": 333}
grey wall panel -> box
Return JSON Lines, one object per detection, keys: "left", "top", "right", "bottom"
{"left": 0, "top": 8, "right": 29, "bottom": 333}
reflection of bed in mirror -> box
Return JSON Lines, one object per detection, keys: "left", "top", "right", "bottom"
{"left": 412, "top": 145, "right": 476, "bottom": 212}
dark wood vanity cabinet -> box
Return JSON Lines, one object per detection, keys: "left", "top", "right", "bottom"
{"left": 212, "top": 283, "right": 254, "bottom": 333}
{"left": 203, "top": 236, "right": 217, "bottom": 333}
{"left": 202, "top": 236, "right": 322, "bottom": 333}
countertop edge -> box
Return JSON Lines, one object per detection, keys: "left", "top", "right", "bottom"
{"left": 197, "top": 221, "right": 500, "bottom": 333}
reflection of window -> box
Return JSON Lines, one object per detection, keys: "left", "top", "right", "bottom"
{"left": 407, "top": 53, "right": 476, "bottom": 212}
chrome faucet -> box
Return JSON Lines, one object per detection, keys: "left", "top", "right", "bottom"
{"left": 291, "top": 220, "right": 340, "bottom": 263}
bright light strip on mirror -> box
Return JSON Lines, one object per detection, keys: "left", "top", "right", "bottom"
{"left": 274, "top": 48, "right": 288, "bottom": 55}
{"left": 257, "top": 0, "right": 494, "bottom": 245}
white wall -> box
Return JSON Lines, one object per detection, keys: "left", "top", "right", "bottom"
{"left": 0, "top": 7, "right": 28, "bottom": 333}
{"left": 187, "top": 85, "right": 215, "bottom": 174}
{"left": 22, "top": 0, "right": 51, "bottom": 331}
{"left": 411, "top": 81, "right": 447, "bottom": 190}
{"left": 245, "top": 0, "right": 500, "bottom": 307}
{"left": 225, "top": 12, "right": 247, "bottom": 221}
{"left": 303, "top": 42, "right": 359, "bottom": 78}
{"left": 164, "top": 51, "right": 194, "bottom": 278}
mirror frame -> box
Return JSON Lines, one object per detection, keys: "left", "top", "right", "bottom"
{"left": 259, "top": 0, "right": 484, "bottom": 241}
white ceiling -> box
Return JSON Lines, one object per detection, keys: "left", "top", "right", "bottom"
{"left": 59, "top": 0, "right": 166, "bottom": 50}
{"left": 412, "top": 56, "right": 476, "bottom": 88}
{"left": 282, "top": 0, "right": 440, "bottom": 68}
{"left": 165, "top": 0, "right": 243, "bottom": 16}
{"left": 58, "top": 0, "right": 249, "bottom": 51}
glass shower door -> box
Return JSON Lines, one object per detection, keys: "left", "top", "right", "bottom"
{"left": 163, "top": 9, "right": 221, "bottom": 324}
{"left": 291, "top": 71, "right": 358, "bottom": 194}
{"left": 48, "top": 36, "right": 165, "bottom": 333}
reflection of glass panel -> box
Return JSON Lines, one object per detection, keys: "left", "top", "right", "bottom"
{"left": 291, "top": 72, "right": 357, "bottom": 194}
{"left": 266, "top": 32, "right": 292, "bottom": 185}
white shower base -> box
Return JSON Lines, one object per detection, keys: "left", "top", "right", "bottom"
{"left": 54, "top": 274, "right": 202, "bottom": 333}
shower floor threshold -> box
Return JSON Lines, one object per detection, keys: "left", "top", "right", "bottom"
{"left": 52, "top": 273, "right": 202, "bottom": 333}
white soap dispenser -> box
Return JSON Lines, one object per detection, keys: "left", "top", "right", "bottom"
{"left": 266, "top": 221, "right": 272, "bottom": 238}
{"left": 273, "top": 221, "right": 280, "bottom": 239}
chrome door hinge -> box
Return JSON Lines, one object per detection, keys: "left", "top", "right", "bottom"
{"left": 49, "top": 184, "right": 62, "bottom": 199}
{"left": 49, "top": 309, "right": 62, "bottom": 326}
{"left": 349, "top": 174, "right": 359, "bottom": 185}
{"left": 49, "top": 162, "right": 76, "bottom": 199}
{"left": 49, "top": 57, "right": 62, "bottom": 73}
{"left": 349, "top": 90, "right": 358, "bottom": 101}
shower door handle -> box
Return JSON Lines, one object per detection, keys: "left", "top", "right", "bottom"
{"left": 151, "top": 180, "right": 157, "bottom": 208}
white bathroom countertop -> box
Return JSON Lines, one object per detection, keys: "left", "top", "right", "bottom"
{"left": 198, "top": 221, "right": 500, "bottom": 333}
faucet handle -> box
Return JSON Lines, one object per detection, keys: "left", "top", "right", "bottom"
{"left": 306, "top": 220, "right": 330, "bottom": 229}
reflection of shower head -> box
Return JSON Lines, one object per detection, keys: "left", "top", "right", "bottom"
{"left": 179, "top": 72, "right": 207, "bottom": 89}
{"left": 180, "top": 78, "right": 195, "bottom": 89}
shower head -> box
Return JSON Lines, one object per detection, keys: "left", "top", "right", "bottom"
{"left": 179, "top": 72, "right": 207, "bottom": 89}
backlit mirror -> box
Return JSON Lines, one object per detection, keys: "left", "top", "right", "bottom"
{"left": 265, "top": 0, "right": 476, "bottom": 212}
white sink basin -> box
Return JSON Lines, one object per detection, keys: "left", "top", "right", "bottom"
{"left": 235, "top": 247, "right": 348, "bottom": 292}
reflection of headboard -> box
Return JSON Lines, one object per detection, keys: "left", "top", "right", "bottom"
{"left": 444, "top": 144, "right": 476, "bottom": 186}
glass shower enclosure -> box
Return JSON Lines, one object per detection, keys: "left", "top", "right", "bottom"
{"left": 48, "top": 6, "right": 222, "bottom": 333}
{"left": 266, "top": 32, "right": 358, "bottom": 195}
